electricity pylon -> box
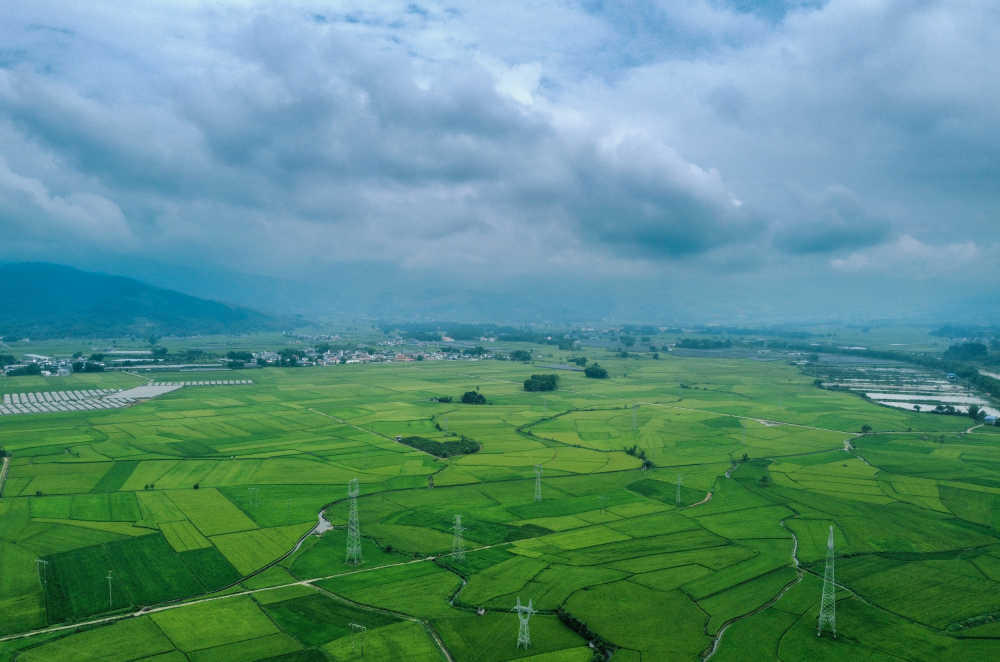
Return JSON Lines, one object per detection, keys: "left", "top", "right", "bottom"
{"left": 817, "top": 525, "right": 837, "bottom": 638}
{"left": 513, "top": 597, "right": 535, "bottom": 649}
{"left": 349, "top": 623, "right": 367, "bottom": 655}
{"left": 534, "top": 465, "right": 543, "bottom": 502}
{"left": 452, "top": 514, "right": 466, "bottom": 562}
{"left": 676, "top": 474, "right": 683, "bottom": 506}
{"left": 345, "top": 478, "right": 362, "bottom": 565}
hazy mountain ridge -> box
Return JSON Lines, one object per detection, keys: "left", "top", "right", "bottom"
{"left": 0, "top": 263, "right": 286, "bottom": 339}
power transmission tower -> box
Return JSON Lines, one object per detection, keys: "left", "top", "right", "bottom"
{"left": 106, "top": 570, "right": 113, "bottom": 609}
{"left": 345, "top": 478, "right": 362, "bottom": 565}
{"left": 452, "top": 514, "right": 466, "bottom": 562}
{"left": 534, "top": 465, "right": 543, "bottom": 502}
{"left": 817, "top": 525, "right": 837, "bottom": 638}
{"left": 513, "top": 597, "right": 535, "bottom": 649}
{"left": 676, "top": 474, "right": 683, "bottom": 506}
{"left": 349, "top": 623, "right": 367, "bottom": 655}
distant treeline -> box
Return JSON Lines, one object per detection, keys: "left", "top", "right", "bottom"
{"left": 381, "top": 321, "right": 574, "bottom": 345}
{"left": 931, "top": 325, "right": 1000, "bottom": 339}
{"left": 676, "top": 338, "right": 733, "bottom": 349}
{"left": 689, "top": 326, "right": 814, "bottom": 338}
{"left": 398, "top": 435, "right": 480, "bottom": 458}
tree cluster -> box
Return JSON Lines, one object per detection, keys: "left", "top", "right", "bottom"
{"left": 509, "top": 350, "right": 531, "bottom": 362}
{"left": 523, "top": 374, "right": 559, "bottom": 392}
{"left": 7, "top": 364, "right": 42, "bottom": 376}
{"left": 398, "top": 435, "right": 481, "bottom": 458}
{"left": 461, "top": 391, "right": 487, "bottom": 404}
{"left": 584, "top": 363, "right": 609, "bottom": 379}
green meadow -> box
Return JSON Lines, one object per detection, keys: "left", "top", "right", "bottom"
{"left": 0, "top": 350, "right": 997, "bottom": 660}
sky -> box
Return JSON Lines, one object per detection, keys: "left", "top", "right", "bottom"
{"left": 1, "top": 1, "right": 998, "bottom": 323}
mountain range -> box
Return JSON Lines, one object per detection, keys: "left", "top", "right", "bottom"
{"left": 0, "top": 263, "right": 287, "bottom": 339}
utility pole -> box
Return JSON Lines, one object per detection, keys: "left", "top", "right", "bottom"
{"left": 817, "top": 525, "right": 837, "bottom": 638}
{"left": 106, "top": 570, "right": 113, "bottom": 609}
{"left": 513, "top": 597, "right": 535, "bottom": 649}
{"left": 346, "top": 478, "right": 362, "bottom": 565}
{"left": 452, "top": 514, "right": 466, "bottom": 562}
{"left": 534, "top": 465, "right": 543, "bottom": 502}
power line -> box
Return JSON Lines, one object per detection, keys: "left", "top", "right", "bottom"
{"left": 346, "top": 478, "right": 362, "bottom": 566}
{"left": 513, "top": 597, "right": 535, "bottom": 649}
{"left": 817, "top": 525, "right": 837, "bottom": 638}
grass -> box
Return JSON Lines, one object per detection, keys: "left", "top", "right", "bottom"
{"left": 1, "top": 349, "right": 999, "bottom": 660}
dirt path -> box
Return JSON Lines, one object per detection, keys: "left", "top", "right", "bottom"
{"left": 703, "top": 519, "right": 803, "bottom": 660}
{"left": 685, "top": 491, "right": 713, "bottom": 509}
{"left": 965, "top": 423, "right": 984, "bottom": 434}
{"left": 308, "top": 408, "right": 442, "bottom": 459}
{"left": 0, "top": 540, "right": 512, "bottom": 646}
{"left": 0, "top": 456, "right": 9, "bottom": 497}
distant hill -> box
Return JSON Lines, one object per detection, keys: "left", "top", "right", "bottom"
{"left": 0, "top": 263, "right": 287, "bottom": 338}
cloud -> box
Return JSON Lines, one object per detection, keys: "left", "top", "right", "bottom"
{"left": 774, "top": 186, "right": 891, "bottom": 255}
{"left": 0, "top": 0, "right": 996, "bottom": 315}
{"left": 830, "top": 235, "right": 981, "bottom": 277}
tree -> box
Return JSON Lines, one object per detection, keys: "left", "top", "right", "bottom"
{"left": 968, "top": 405, "right": 984, "bottom": 421}
{"left": 620, "top": 335, "right": 636, "bottom": 347}
{"left": 584, "top": 363, "right": 609, "bottom": 379}
{"left": 227, "top": 350, "right": 253, "bottom": 362}
{"left": 148, "top": 334, "right": 161, "bottom": 346}
{"left": 152, "top": 346, "right": 168, "bottom": 357}
{"left": 0, "top": 353, "right": 17, "bottom": 366}
{"left": 523, "top": 374, "right": 559, "bottom": 392}
{"left": 510, "top": 350, "right": 531, "bottom": 362}
{"left": 861, "top": 424, "right": 872, "bottom": 433}
{"left": 7, "top": 364, "right": 42, "bottom": 376}
{"left": 461, "top": 391, "right": 486, "bottom": 404}
{"left": 568, "top": 357, "right": 587, "bottom": 367}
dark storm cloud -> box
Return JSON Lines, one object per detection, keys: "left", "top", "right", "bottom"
{"left": 775, "top": 187, "right": 891, "bottom": 255}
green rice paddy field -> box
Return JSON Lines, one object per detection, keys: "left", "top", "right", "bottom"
{"left": 0, "top": 352, "right": 998, "bottom": 661}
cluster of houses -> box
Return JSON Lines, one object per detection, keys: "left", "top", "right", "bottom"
{"left": 1, "top": 353, "right": 73, "bottom": 377}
